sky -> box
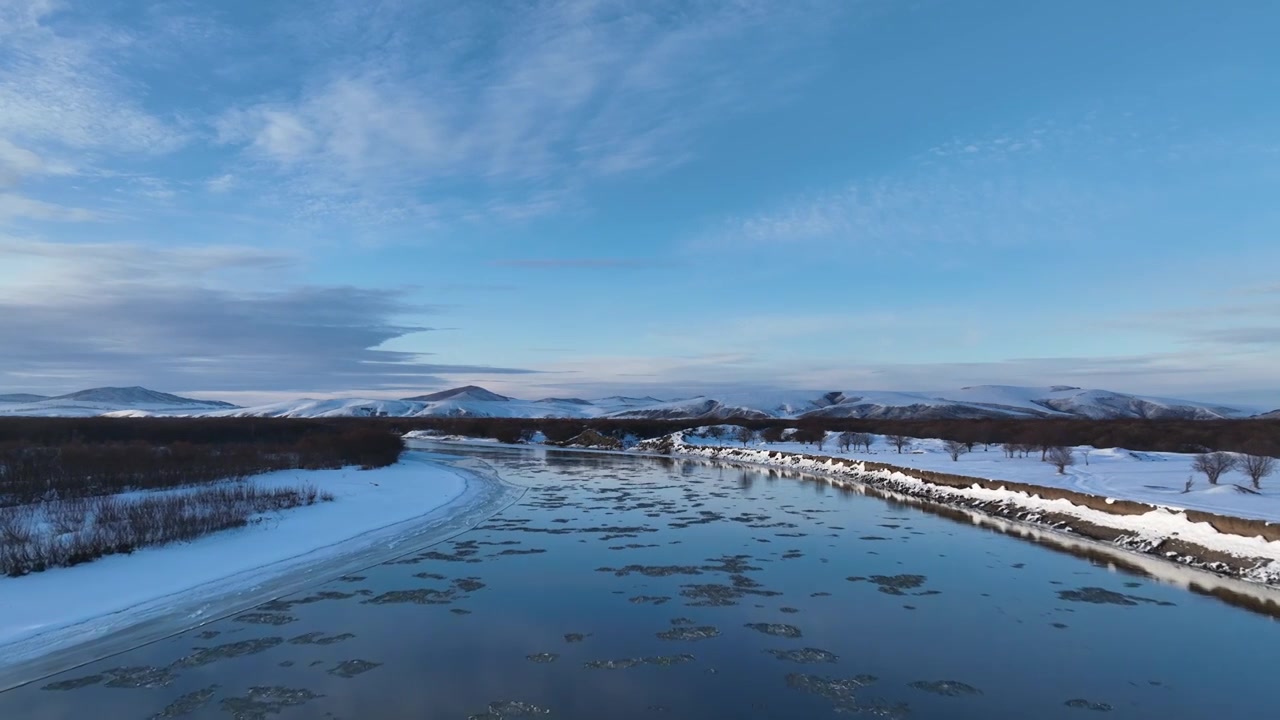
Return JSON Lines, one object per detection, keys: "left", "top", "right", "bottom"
{"left": 1, "top": 0, "right": 1278, "bottom": 409}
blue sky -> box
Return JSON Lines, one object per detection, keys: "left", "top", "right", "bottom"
{"left": 1, "top": 0, "right": 1278, "bottom": 407}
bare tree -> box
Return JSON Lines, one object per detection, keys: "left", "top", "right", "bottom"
{"left": 1001, "top": 442, "right": 1018, "bottom": 459}
{"left": 706, "top": 425, "right": 725, "bottom": 440}
{"left": 854, "top": 432, "right": 874, "bottom": 452}
{"left": 814, "top": 432, "right": 827, "bottom": 452}
{"left": 1191, "top": 451, "right": 1237, "bottom": 485}
{"left": 1240, "top": 454, "right": 1276, "bottom": 489}
{"left": 736, "top": 426, "right": 754, "bottom": 447}
{"left": 1080, "top": 447, "right": 1091, "bottom": 466}
{"left": 943, "top": 440, "right": 968, "bottom": 462}
{"left": 1046, "top": 446, "right": 1075, "bottom": 474}
{"left": 837, "top": 431, "right": 856, "bottom": 453}
{"left": 888, "top": 434, "right": 911, "bottom": 454}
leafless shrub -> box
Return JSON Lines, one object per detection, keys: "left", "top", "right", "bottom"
{"left": 1183, "top": 476, "right": 1195, "bottom": 494}
{"left": 0, "top": 504, "right": 35, "bottom": 545}
{"left": 48, "top": 497, "right": 93, "bottom": 535}
{"left": 1046, "top": 446, "right": 1075, "bottom": 474}
{"left": 837, "top": 431, "right": 856, "bottom": 453}
{"left": 1, "top": 483, "right": 333, "bottom": 577}
{"left": 1192, "top": 451, "right": 1238, "bottom": 485}
{"left": 943, "top": 440, "right": 968, "bottom": 462}
{"left": 1240, "top": 454, "right": 1276, "bottom": 489}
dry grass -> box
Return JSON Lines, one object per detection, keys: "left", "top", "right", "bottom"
{"left": 0, "top": 484, "right": 333, "bottom": 577}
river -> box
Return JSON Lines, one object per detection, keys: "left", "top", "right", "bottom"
{"left": 3, "top": 442, "right": 1278, "bottom": 719}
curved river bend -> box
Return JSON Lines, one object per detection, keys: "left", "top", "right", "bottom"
{"left": 3, "top": 442, "right": 1278, "bottom": 719}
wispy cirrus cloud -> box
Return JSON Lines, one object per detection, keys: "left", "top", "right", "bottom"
{"left": 0, "top": 195, "right": 101, "bottom": 224}
{"left": 707, "top": 174, "right": 1104, "bottom": 251}
{"left": 212, "top": 0, "right": 844, "bottom": 222}
{"left": 0, "top": 1, "right": 186, "bottom": 154}
{"left": 704, "top": 109, "right": 1280, "bottom": 255}
{"left": 489, "top": 257, "right": 668, "bottom": 269}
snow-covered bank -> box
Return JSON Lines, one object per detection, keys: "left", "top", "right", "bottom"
{"left": 680, "top": 432, "right": 1280, "bottom": 522}
{"left": 651, "top": 434, "right": 1280, "bottom": 586}
{"left": 0, "top": 451, "right": 521, "bottom": 690}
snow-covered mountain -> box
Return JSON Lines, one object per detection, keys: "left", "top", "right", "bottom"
{"left": 0, "top": 384, "right": 1262, "bottom": 420}
{"left": 0, "top": 387, "right": 237, "bottom": 418}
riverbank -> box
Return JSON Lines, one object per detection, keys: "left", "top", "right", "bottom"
{"left": 641, "top": 434, "right": 1280, "bottom": 587}
{"left": 0, "top": 451, "right": 521, "bottom": 691}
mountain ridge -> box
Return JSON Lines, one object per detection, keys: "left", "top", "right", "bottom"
{"left": 1, "top": 383, "right": 1266, "bottom": 420}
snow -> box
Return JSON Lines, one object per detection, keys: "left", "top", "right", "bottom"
{"left": 0, "top": 386, "right": 235, "bottom": 417}
{"left": 5, "top": 384, "right": 1264, "bottom": 419}
{"left": 664, "top": 434, "right": 1280, "bottom": 584}
{"left": 681, "top": 432, "right": 1280, "bottom": 522}
{"left": 0, "top": 452, "right": 517, "bottom": 688}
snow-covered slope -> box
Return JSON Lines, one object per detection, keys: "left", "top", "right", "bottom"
{"left": 807, "top": 385, "right": 1247, "bottom": 421}
{"left": 797, "top": 390, "right": 1040, "bottom": 420}
{"left": 0, "top": 394, "right": 49, "bottom": 403}
{"left": 0, "top": 384, "right": 1261, "bottom": 420}
{"left": 0, "top": 387, "right": 236, "bottom": 418}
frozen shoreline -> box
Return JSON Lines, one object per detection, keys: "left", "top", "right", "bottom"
{"left": 647, "top": 435, "right": 1280, "bottom": 586}
{"left": 411, "top": 434, "right": 1280, "bottom": 589}
{"left": 0, "top": 451, "right": 522, "bottom": 691}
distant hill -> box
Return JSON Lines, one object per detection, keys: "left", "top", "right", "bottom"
{"left": 401, "top": 385, "right": 512, "bottom": 403}
{"left": 6, "top": 383, "right": 1257, "bottom": 421}
{"left": 0, "top": 383, "right": 1266, "bottom": 421}
{"left": 0, "top": 386, "right": 237, "bottom": 417}
{"left": 52, "top": 387, "right": 237, "bottom": 407}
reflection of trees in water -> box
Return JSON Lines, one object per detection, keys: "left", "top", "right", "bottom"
{"left": 738, "top": 470, "right": 754, "bottom": 491}
{"left": 543, "top": 451, "right": 613, "bottom": 472}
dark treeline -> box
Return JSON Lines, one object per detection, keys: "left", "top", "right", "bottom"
{"left": 0, "top": 418, "right": 404, "bottom": 506}
{"left": 1, "top": 414, "right": 1275, "bottom": 507}
{"left": 395, "top": 416, "right": 1280, "bottom": 457}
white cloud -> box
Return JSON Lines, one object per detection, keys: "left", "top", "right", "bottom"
{"left": 206, "top": 173, "right": 236, "bottom": 193}
{"left": 0, "top": 194, "right": 100, "bottom": 224}
{"left": 710, "top": 173, "right": 1102, "bottom": 251}
{"left": 0, "top": 1, "right": 185, "bottom": 154}
{"left": 212, "top": 0, "right": 841, "bottom": 218}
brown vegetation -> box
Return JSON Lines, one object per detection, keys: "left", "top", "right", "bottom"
{"left": 391, "top": 415, "right": 1279, "bottom": 457}
{"left": 0, "top": 418, "right": 405, "bottom": 507}
{"left": 0, "top": 484, "right": 330, "bottom": 577}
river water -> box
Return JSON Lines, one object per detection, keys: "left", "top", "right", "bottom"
{"left": 3, "top": 442, "right": 1278, "bottom": 719}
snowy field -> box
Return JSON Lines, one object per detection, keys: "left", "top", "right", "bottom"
{"left": 681, "top": 431, "right": 1280, "bottom": 523}
{"left": 0, "top": 452, "right": 511, "bottom": 687}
